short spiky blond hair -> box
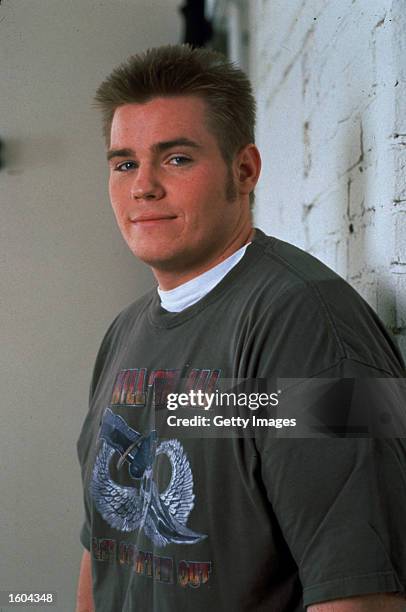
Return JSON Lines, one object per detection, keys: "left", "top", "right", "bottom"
{"left": 94, "top": 45, "right": 256, "bottom": 203}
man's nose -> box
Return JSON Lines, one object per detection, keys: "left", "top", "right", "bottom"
{"left": 130, "top": 164, "right": 165, "bottom": 200}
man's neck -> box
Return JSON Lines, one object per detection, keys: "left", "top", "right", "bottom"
{"left": 153, "top": 226, "right": 254, "bottom": 290}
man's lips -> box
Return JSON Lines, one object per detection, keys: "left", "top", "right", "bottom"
{"left": 130, "top": 214, "right": 177, "bottom": 224}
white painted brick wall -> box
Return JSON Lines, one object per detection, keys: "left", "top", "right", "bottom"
{"left": 251, "top": 0, "right": 406, "bottom": 358}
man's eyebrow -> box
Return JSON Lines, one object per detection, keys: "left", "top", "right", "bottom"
{"left": 107, "top": 148, "right": 135, "bottom": 162}
{"left": 106, "top": 138, "right": 201, "bottom": 162}
{"left": 152, "top": 138, "right": 201, "bottom": 152}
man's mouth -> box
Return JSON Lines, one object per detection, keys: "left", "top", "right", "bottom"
{"left": 130, "top": 214, "right": 177, "bottom": 225}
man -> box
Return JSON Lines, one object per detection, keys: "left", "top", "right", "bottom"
{"left": 76, "top": 45, "right": 406, "bottom": 611}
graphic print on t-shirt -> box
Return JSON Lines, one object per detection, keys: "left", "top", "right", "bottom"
{"left": 90, "top": 407, "right": 207, "bottom": 547}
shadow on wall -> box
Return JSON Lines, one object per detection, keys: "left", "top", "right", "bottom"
{"left": 379, "top": 275, "right": 403, "bottom": 348}
{"left": 341, "top": 116, "right": 401, "bottom": 350}
{"left": 2, "top": 136, "right": 66, "bottom": 174}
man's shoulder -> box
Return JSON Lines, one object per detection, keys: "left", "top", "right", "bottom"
{"left": 244, "top": 229, "right": 405, "bottom": 375}
{"left": 97, "top": 287, "right": 156, "bottom": 349}
{"left": 251, "top": 229, "right": 344, "bottom": 289}
{"left": 119, "top": 286, "right": 156, "bottom": 318}
{"left": 113, "top": 286, "right": 156, "bottom": 329}
{"left": 243, "top": 229, "right": 357, "bottom": 313}
{"left": 250, "top": 229, "right": 383, "bottom": 314}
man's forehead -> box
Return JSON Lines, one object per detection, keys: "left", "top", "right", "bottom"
{"left": 109, "top": 96, "right": 214, "bottom": 149}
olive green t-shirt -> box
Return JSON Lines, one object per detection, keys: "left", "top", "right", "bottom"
{"left": 77, "top": 229, "right": 406, "bottom": 611}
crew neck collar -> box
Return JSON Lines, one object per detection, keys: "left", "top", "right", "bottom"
{"left": 157, "top": 242, "right": 251, "bottom": 313}
{"left": 148, "top": 228, "right": 270, "bottom": 329}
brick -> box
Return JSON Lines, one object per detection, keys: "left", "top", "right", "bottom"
{"left": 252, "top": 0, "right": 404, "bottom": 353}
{"left": 394, "top": 212, "right": 406, "bottom": 264}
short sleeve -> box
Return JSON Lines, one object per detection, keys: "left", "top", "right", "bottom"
{"left": 260, "top": 436, "right": 406, "bottom": 607}
{"left": 256, "top": 356, "right": 406, "bottom": 606}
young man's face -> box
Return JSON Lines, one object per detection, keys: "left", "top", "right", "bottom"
{"left": 107, "top": 96, "right": 253, "bottom": 288}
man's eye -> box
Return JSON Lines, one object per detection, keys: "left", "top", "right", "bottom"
{"left": 115, "top": 161, "right": 137, "bottom": 172}
{"left": 168, "top": 155, "right": 191, "bottom": 166}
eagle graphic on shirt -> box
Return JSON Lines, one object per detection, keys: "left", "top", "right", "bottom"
{"left": 89, "top": 408, "right": 206, "bottom": 548}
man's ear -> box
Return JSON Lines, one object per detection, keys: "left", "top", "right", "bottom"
{"left": 234, "top": 144, "right": 262, "bottom": 196}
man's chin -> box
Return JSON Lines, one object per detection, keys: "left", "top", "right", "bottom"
{"left": 129, "top": 247, "right": 185, "bottom": 272}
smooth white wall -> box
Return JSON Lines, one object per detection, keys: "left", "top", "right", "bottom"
{"left": 1, "top": 1, "right": 181, "bottom": 608}
{"left": 251, "top": 0, "right": 406, "bottom": 356}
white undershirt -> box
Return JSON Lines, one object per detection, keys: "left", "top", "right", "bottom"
{"left": 157, "top": 243, "right": 251, "bottom": 312}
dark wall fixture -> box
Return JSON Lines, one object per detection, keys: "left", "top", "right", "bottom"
{"left": 180, "top": 0, "right": 213, "bottom": 47}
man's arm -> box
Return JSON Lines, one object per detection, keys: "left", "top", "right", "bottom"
{"left": 308, "top": 593, "right": 406, "bottom": 611}
{"left": 75, "top": 549, "right": 95, "bottom": 612}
